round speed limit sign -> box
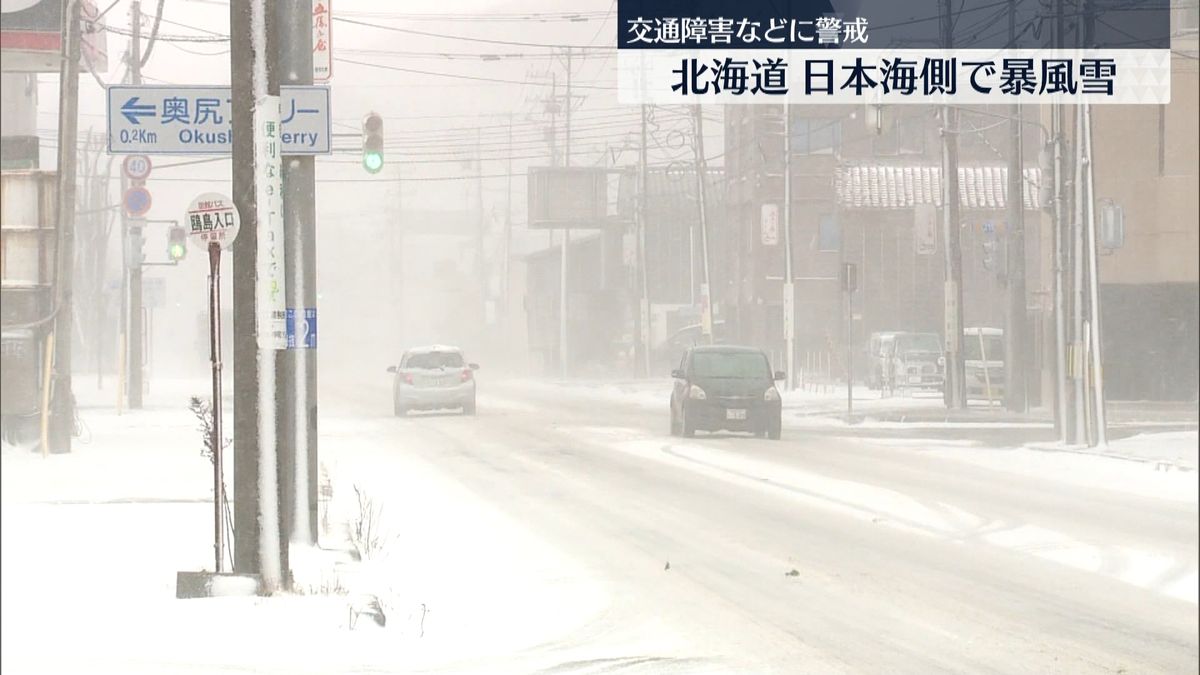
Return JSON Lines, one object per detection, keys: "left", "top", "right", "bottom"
{"left": 122, "top": 155, "right": 152, "bottom": 181}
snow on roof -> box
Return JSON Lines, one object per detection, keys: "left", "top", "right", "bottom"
{"left": 835, "top": 165, "right": 1043, "bottom": 211}
{"left": 407, "top": 344, "right": 463, "bottom": 354}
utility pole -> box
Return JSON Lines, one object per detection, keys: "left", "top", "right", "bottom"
{"left": 476, "top": 127, "right": 486, "bottom": 321}
{"left": 128, "top": 0, "right": 145, "bottom": 409}
{"left": 1005, "top": 0, "right": 1028, "bottom": 412}
{"left": 231, "top": 0, "right": 284, "bottom": 591}
{"left": 393, "top": 166, "right": 402, "bottom": 343}
{"left": 91, "top": 139, "right": 113, "bottom": 391}
{"left": 1068, "top": 1, "right": 1093, "bottom": 444}
{"left": 692, "top": 104, "right": 713, "bottom": 344}
{"left": 1079, "top": 0, "right": 1106, "bottom": 446}
{"left": 1051, "top": 0, "right": 1069, "bottom": 442}
{"left": 1081, "top": 101, "right": 1107, "bottom": 446}
{"left": 559, "top": 48, "right": 571, "bottom": 377}
{"left": 1070, "top": 102, "right": 1087, "bottom": 444}
{"left": 940, "top": 0, "right": 966, "bottom": 409}
{"left": 275, "top": 0, "right": 317, "bottom": 557}
{"left": 782, "top": 103, "right": 795, "bottom": 390}
{"left": 503, "top": 113, "right": 513, "bottom": 321}
{"left": 48, "top": 0, "right": 82, "bottom": 453}
{"left": 637, "top": 104, "right": 652, "bottom": 377}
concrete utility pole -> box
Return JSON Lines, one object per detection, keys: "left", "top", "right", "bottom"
{"left": 1070, "top": 102, "right": 1087, "bottom": 444}
{"left": 940, "top": 0, "right": 966, "bottom": 409}
{"left": 503, "top": 113, "right": 514, "bottom": 321}
{"left": 48, "top": 0, "right": 82, "bottom": 453}
{"left": 1051, "top": 0, "right": 1069, "bottom": 442}
{"left": 128, "top": 0, "right": 145, "bottom": 409}
{"left": 692, "top": 104, "right": 713, "bottom": 344}
{"left": 275, "top": 0, "right": 317, "bottom": 552}
{"left": 1081, "top": 101, "right": 1107, "bottom": 446}
{"left": 636, "top": 104, "right": 652, "bottom": 377}
{"left": 1005, "top": 0, "right": 1028, "bottom": 412}
{"left": 558, "top": 48, "right": 571, "bottom": 377}
{"left": 782, "top": 103, "right": 795, "bottom": 390}
{"left": 476, "top": 127, "right": 486, "bottom": 320}
{"left": 231, "top": 0, "right": 284, "bottom": 591}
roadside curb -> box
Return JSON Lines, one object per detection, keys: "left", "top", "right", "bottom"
{"left": 1024, "top": 442, "right": 1198, "bottom": 472}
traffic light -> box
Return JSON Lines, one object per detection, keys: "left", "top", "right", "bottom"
{"left": 167, "top": 225, "right": 187, "bottom": 261}
{"left": 362, "top": 112, "right": 383, "bottom": 173}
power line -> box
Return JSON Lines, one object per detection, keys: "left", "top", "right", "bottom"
{"left": 338, "top": 47, "right": 612, "bottom": 61}
{"left": 334, "top": 56, "right": 618, "bottom": 90}
{"left": 148, "top": 13, "right": 228, "bottom": 37}
{"left": 332, "top": 16, "right": 616, "bottom": 50}
{"left": 340, "top": 9, "right": 607, "bottom": 23}
{"left": 102, "top": 24, "right": 228, "bottom": 42}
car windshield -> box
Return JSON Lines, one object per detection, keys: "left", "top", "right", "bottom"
{"left": 895, "top": 333, "right": 942, "bottom": 354}
{"left": 691, "top": 351, "right": 770, "bottom": 379}
{"left": 964, "top": 336, "right": 1005, "bottom": 361}
{"left": 405, "top": 352, "right": 464, "bottom": 369}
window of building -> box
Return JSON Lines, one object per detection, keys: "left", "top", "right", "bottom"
{"left": 792, "top": 117, "right": 842, "bottom": 155}
{"left": 873, "top": 115, "right": 926, "bottom": 156}
{"left": 817, "top": 214, "right": 840, "bottom": 252}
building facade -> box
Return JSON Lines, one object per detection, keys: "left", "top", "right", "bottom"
{"left": 724, "top": 103, "right": 1048, "bottom": 396}
{"left": 1087, "top": 51, "right": 1199, "bottom": 401}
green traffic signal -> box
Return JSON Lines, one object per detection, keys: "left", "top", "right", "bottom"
{"left": 167, "top": 226, "right": 187, "bottom": 261}
{"left": 363, "top": 150, "right": 384, "bottom": 173}
{"left": 362, "top": 112, "right": 384, "bottom": 174}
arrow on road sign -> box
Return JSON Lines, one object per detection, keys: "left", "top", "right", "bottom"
{"left": 121, "top": 97, "right": 156, "bottom": 125}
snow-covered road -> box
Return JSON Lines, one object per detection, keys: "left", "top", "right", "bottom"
{"left": 316, "top": 377, "right": 1199, "bottom": 673}
{"left": 2, "top": 376, "right": 1196, "bottom": 674}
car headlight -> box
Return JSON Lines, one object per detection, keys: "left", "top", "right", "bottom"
{"left": 764, "top": 387, "right": 780, "bottom": 402}
{"left": 688, "top": 384, "right": 707, "bottom": 400}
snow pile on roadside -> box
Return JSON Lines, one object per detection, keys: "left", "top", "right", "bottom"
{"left": 1098, "top": 431, "right": 1198, "bottom": 470}
{"left": 886, "top": 433, "right": 1200, "bottom": 504}
{"left": 508, "top": 377, "right": 949, "bottom": 418}
{"left": 319, "top": 436, "right": 609, "bottom": 660}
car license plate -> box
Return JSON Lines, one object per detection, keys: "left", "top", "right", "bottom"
{"left": 908, "top": 376, "right": 923, "bottom": 384}
{"left": 726, "top": 409, "right": 747, "bottom": 420}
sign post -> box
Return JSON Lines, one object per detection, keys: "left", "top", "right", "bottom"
{"left": 186, "top": 192, "right": 241, "bottom": 574}
{"left": 842, "top": 263, "right": 857, "bottom": 422}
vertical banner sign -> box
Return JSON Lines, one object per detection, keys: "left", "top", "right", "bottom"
{"left": 782, "top": 281, "right": 795, "bottom": 341}
{"left": 913, "top": 203, "right": 938, "bottom": 255}
{"left": 699, "top": 283, "right": 713, "bottom": 338}
{"left": 313, "top": 0, "right": 332, "bottom": 82}
{"left": 256, "top": 95, "right": 287, "bottom": 350}
{"left": 944, "top": 281, "right": 960, "bottom": 353}
{"left": 760, "top": 203, "right": 779, "bottom": 246}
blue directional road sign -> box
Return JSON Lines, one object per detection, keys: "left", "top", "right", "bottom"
{"left": 106, "top": 85, "right": 331, "bottom": 155}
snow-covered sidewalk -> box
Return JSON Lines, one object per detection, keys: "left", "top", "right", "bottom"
{"left": 1024, "top": 430, "right": 1199, "bottom": 471}
{"left": 1, "top": 379, "right": 608, "bottom": 674}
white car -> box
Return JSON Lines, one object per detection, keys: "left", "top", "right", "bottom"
{"left": 388, "top": 345, "right": 479, "bottom": 416}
